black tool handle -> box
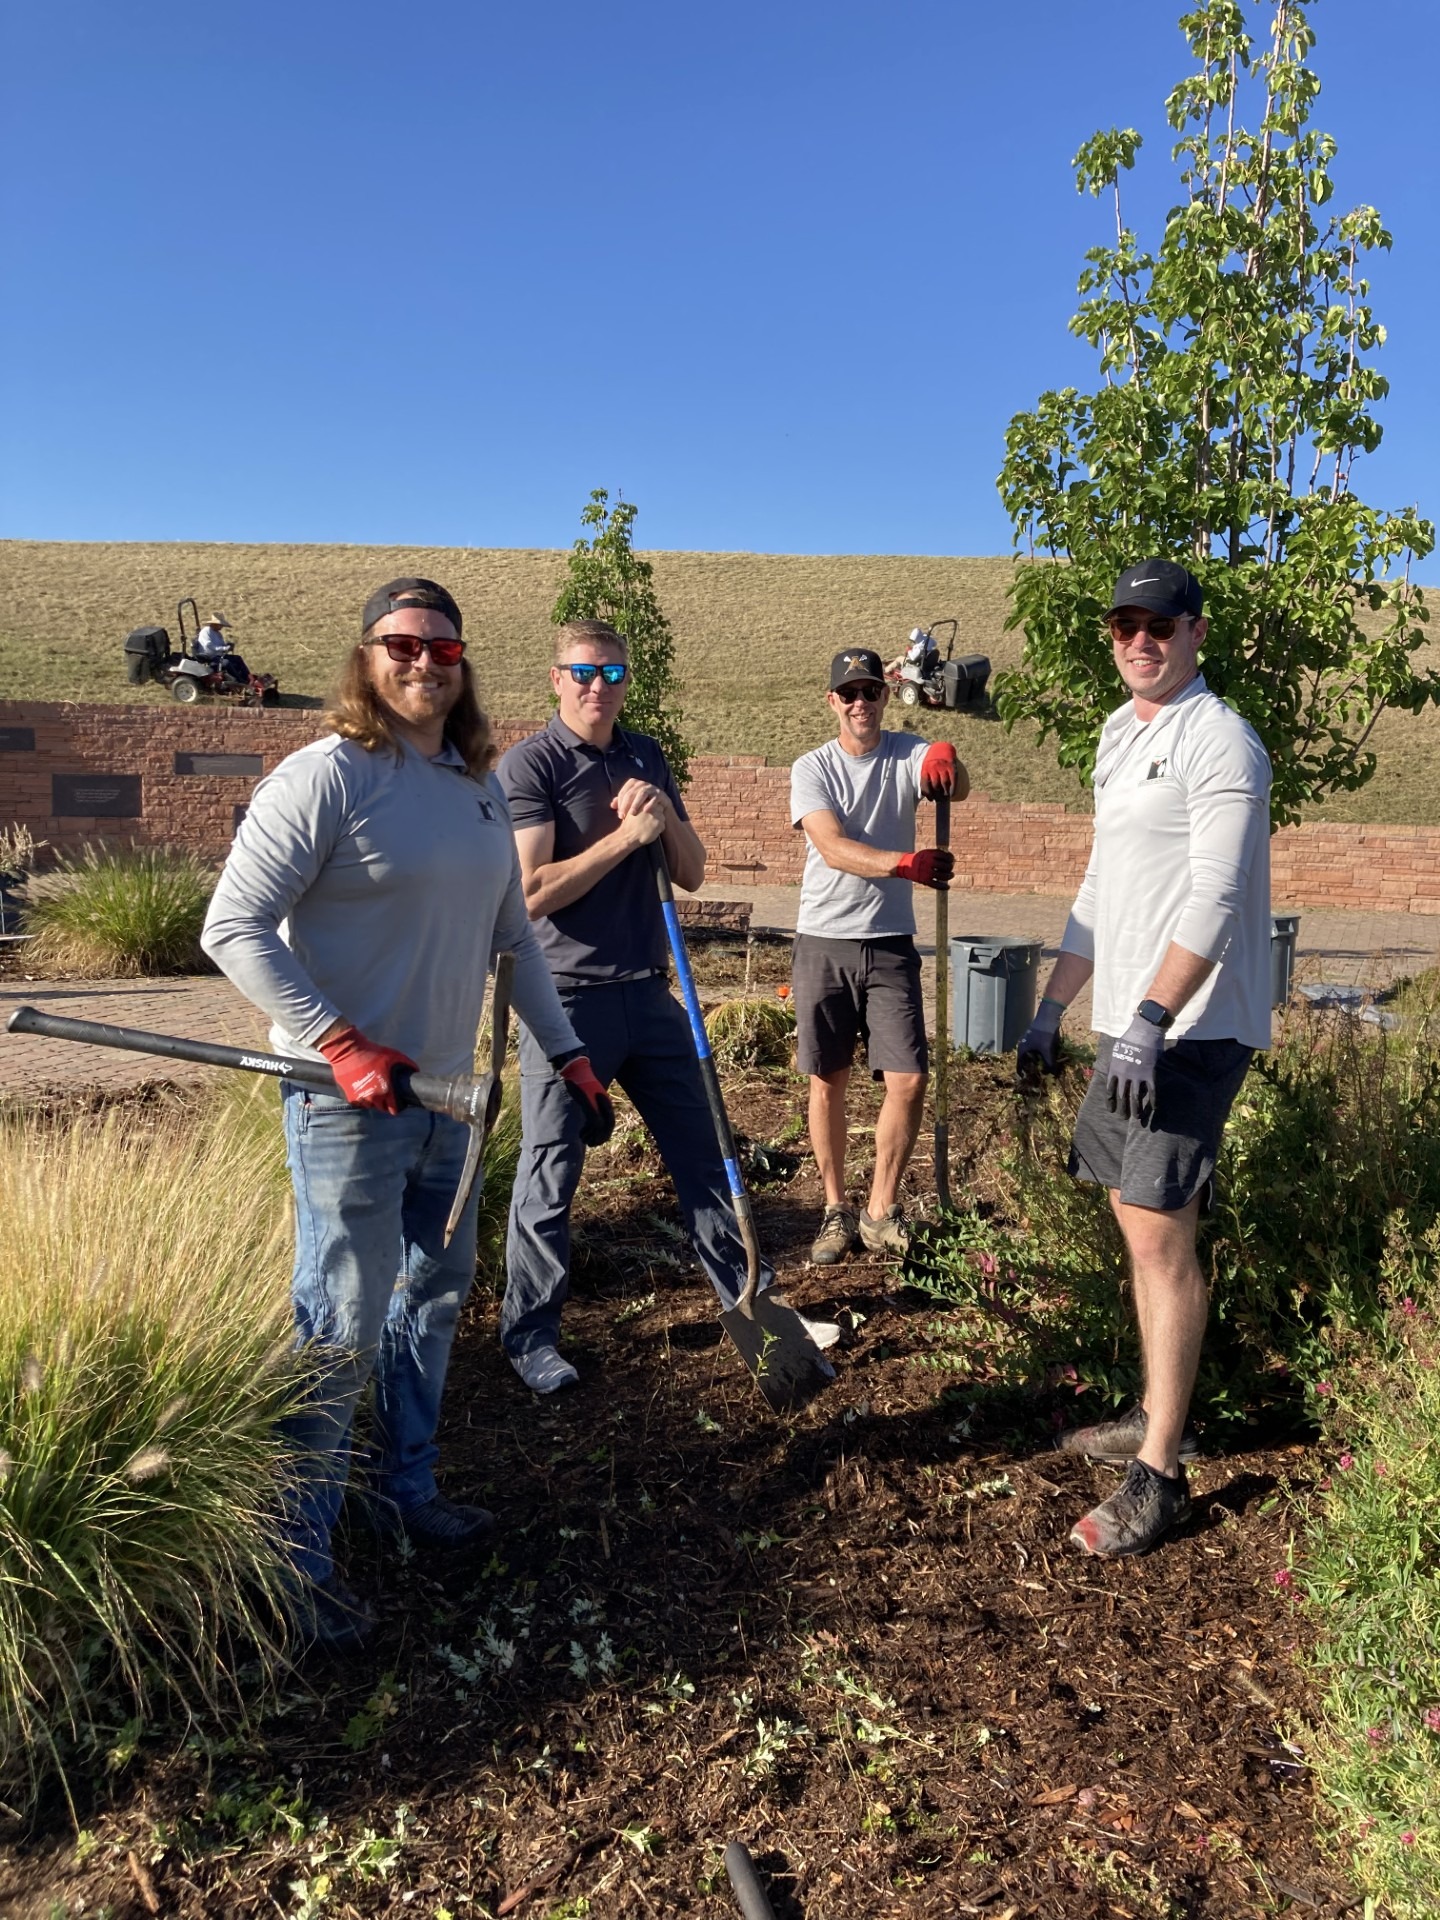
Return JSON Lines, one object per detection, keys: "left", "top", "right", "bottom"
{"left": 4, "top": 1004, "right": 476, "bottom": 1120}
{"left": 648, "top": 845, "right": 764, "bottom": 1312}
{"left": 933, "top": 791, "right": 951, "bottom": 1209}
{"left": 723, "top": 1842, "right": 778, "bottom": 1920}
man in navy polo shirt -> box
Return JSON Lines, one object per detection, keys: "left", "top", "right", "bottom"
{"left": 497, "top": 619, "right": 784, "bottom": 1392}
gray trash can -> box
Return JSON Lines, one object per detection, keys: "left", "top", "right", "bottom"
{"left": 1270, "top": 912, "right": 1301, "bottom": 1008}
{"left": 952, "top": 935, "right": 1043, "bottom": 1055}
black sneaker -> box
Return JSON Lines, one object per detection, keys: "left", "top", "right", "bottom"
{"left": 1069, "top": 1459, "right": 1192, "bottom": 1557}
{"left": 382, "top": 1493, "right": 497, "bottom": 1553}
{"left": 291, "top": 1573, "right": 376, "bottom": 1654}
{"left": 1055, "top": 1402, "right": 1199, "bottom": 1464}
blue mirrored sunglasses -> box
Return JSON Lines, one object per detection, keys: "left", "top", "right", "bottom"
{"left": 559, "top": 662, "right": 628, "bottom": 686}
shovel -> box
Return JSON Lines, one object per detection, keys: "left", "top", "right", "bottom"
{"left": 5, "top": 951, "right": 515, "bottom": 1246}
{"left": 649, "top": 844, "right": 833, "bottom": 1415}
{"left": 932, "top": 793, "right": 952, "bottom": 1209}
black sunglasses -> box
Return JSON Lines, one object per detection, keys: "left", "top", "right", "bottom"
{"left": 1107, "top": 613, "right": 1187, "bottom": 641}
{"left": 834, "top": 683, "right": 883, "bottom": 703}
{"left": 558, "top": 662, "right": 628, "bottom": 686}
{"left": 366, "top": 635, "right": 466, "bottom": 665}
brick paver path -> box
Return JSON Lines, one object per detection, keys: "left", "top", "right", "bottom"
{"left": 1, "top": 890, "right": 1434, "bottom": 1100}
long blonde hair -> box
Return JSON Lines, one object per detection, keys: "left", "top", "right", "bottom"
{"left": 324, "top": 647, "right": 495, "bottom": 777}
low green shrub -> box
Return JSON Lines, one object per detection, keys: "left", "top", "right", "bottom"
{"left": 704, "top": 996, "right": 796, "bottom": 1070}
{"left": 1299, "top": 1252, "right": 1440, "bottom": 1915}
{"left": 0, "top": 1094, "right": 305, "bottom": 1813}
{"left": 24, "top": 844, "right": 216, "bottom": 977}
{"left": 907, "top": 974, "right": 1440, "bottom": 1431}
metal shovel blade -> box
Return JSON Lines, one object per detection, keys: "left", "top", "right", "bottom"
{"left": 719, "top": 1289, "right": 834, "bottom": 1416}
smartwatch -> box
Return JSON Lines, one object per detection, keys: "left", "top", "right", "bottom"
{"left": 1136, "top": 998, "right": 1175, "bottom": 1030}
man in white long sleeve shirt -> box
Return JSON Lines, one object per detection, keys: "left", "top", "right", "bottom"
{"left": 202, "top": 578, "right": 612, "bottom": 1649}
{"left": 1015, "top": 558, "right": 1271, "bottom": 1558}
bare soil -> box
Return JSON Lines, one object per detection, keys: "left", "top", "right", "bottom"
{"left": 0, "top": 971, "right": 1352, "bottom": 1919}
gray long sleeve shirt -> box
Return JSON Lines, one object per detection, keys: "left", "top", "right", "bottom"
{"left": 201, "top": 733, "right": 579, "bottom": 1077}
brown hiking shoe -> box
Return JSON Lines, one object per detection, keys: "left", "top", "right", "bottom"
{"left": 1069, "top": 1459, "right": 1192, "bottom": 1557}
{"left": 859, "top": 1203, "right": 909, "bottom": 1257}
{"left": 810, "top": 1205, "right": 858, "bottom": 1266}
{"left": 1055, "top": 1402, "right": 1199, "bottom": 1464}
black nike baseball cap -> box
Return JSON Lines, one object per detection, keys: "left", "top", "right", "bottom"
{"left": 1107, "top": 558, "right": 1203, "bottom": 620}
{"left": 829, "top": 648, "right": 886, "bottom": 689}
{"left": 360, "top": 577, "right": 464, "bottom": 639}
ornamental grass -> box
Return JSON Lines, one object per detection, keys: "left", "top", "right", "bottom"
{"left": 0, "top": 1087, "right": 305, "bottom": 1816}
{"left": 23, "top": 844, "right": 215, "bottom": 977}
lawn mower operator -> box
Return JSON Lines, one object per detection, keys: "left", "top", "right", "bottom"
{"left": 1015, "top": 558, "right": 1271, "bottom": 1560}
{"left": 791, "top": 648, "right": 966, "bottom": 1265}
{"left": 496, "top": 619, "right": 832, "bottom": 1394}
{"left": 200, "top": 578, "right": 610, "bottom": 1651}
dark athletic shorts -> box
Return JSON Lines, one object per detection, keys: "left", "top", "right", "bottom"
{"left": 792, "top": 933, "right": 928, "bottom": 1079}
{"left": 1069, "top": 1034, "right": 1253, "bottom": 1212}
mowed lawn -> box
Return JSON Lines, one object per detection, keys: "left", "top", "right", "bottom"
{"left": 1, "top": 539, "right": 1435, "bottom": 821}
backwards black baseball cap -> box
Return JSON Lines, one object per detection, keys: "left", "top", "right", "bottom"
{"left": 1107, "top": 558, "right": 1203, "bottom": 620}
{"left": 360, "top": 577, "right": 463, "bottom": 639}
{"left": 829, "top": 647, "right": 886, "bottom": 690}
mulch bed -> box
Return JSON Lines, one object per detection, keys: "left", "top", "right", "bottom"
{"left": 0, "top": 964, "right": 1355, "bottom": 1918}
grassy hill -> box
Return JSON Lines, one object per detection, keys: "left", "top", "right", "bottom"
{"left": 1, "top": 540, "right": 1435, "bottom": 821}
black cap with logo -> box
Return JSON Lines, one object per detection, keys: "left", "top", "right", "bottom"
{"left": 1107, "top": 558, "right": 1203, "bottom": 620}
{"left": 829, "top": 648, "right": 886, "bottom": 690}
{"left": 360, "top": 577, "right": 464, "bottom": 639}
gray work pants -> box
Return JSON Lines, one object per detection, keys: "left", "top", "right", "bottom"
{"left": 500, "top": 974, "right": 772, "bottom": 1358}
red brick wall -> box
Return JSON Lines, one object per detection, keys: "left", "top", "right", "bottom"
{"left": 2, "top": 703, "right": 1437, "bottom": 914}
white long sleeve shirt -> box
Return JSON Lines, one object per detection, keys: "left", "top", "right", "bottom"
{"left": 202, "top": 733, "right": 580, "bottom": 1076}
{"left": 1059, "top": 676, "right": 1272, "bottom": 1048}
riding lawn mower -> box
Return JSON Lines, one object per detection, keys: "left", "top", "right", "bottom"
{"left": 885, "top": 618, "right": 990, "bottom": 711}
{"left": 123, "top": 597, "right": 280, "bottom": 706}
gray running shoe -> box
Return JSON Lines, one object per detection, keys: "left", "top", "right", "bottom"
{"left": 859, "top": 1203, "right": 909, "bottom": 1256}
{"left": 810, "top": 1206, "right": 858, "bottom": 1266}
{"left": 1069, "top": 1459, "right": 1192, "bottom": 1557}
{"left": 512, "top": 1346, "right": 580, "bottom": 1394}
{"left": 1055, "top": 1402, "right": 1199, "bottom": 1464}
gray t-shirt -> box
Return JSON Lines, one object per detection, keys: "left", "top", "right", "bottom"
{"left": 791, "top": 731, "right": 928, "bottom": 938}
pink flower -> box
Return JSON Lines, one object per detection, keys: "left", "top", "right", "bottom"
{"left": 1273, "top": 1568, "right": 1295, "bottom": 1589}
{"left": 1401, "top": 1297, "right": 1417, "bottom": 1316}
{"left": 1318, "top": 1476, "right": 1332, "bottom": 1491}
{"left": 1315, "top": 1380, "right": 1333, "bottom": 1396}
{"left": 1423, "top": 1708, "right": 1440, "bottom": 1733}
{"left": 1401, "top": 1831, "right": 1417, "bottom": 1846}
{"left": 1367, "top": 1726, "right": 1388, "bottom": 1745}
{"left": 1376, "top": 1462, "right": 1388, "bottom": 1478}
{"left": 1339, "top": 1453, "right": 1355, "bottom": 1470}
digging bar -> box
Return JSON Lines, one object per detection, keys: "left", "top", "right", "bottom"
{"left": 932, "top": 791, "right": 952, "bottom": 1209}
{"left": 6, "top": 984, "right": 512, "bottom": 1240}
{"left": 648, "top": 843, "right": 833, "bottom": 1415}
{"left": 723, "top": 1841, "right": 778, "bottom": 1920}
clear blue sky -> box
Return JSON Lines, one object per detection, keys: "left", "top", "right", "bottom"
{"left": 2, "top": 0, "right": 1435, "bottom": 557}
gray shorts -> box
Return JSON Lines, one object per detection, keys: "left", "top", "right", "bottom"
{"left": 1069, "top": 1034, "right": 1253, "bottom": 1211}
{"left": 792, "top": 933, "right": 928, "bottom": 1079}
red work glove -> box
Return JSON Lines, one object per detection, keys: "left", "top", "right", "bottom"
{"left": 919, "top": 741, "right": 959, "bottom": 800}
{"left": 559, "top": 1056, "right": 617, "bottom": 1148}
{"left": 895, "top": 848, "right": 954, "bottom": 890}
{"left": 318, "top": 1026, "right": 417, "bottom": 1114}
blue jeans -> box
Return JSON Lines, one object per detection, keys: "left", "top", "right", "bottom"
{"left": 500, "top": 975, "right": 773, "bottom": 1359}
{"left": 281, "top": 1083, "right": 481, "bottom": 1586}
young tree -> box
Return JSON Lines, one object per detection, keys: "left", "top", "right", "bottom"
{"left": 995, "top": 0, "right": 1435, "bottom": 823}
{"left": 552, "top": 488, "right": 691, "bottom": 786}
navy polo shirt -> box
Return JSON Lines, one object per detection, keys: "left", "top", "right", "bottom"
{"left": 497, "top": 716, "right": 689, "bottom": 985}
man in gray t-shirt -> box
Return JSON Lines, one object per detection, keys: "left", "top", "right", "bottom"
{"left": 789, "top": 648, "right": 966, "bottom": 1264}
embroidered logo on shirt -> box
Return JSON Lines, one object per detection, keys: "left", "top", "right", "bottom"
{"left": 476, "top": 794, "right": 498, "bottom": 821}
{"left": 1146, "top": 757, "right": 1169, "bottom": 781}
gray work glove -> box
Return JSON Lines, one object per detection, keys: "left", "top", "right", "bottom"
{"left": 1015, "top": 998, "right": 1065, "bottom": 1088}
{"left": 1106, "top": 1014, "right": 1164, "bottom": 1123}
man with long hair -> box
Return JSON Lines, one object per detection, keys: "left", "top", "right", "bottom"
{"left": 202, "top": 579, "right": 613, "bottom": 1649}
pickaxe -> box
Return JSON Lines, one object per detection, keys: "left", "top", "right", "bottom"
{"left": 5, "top": 949, "right": 514, "bottom": 1248}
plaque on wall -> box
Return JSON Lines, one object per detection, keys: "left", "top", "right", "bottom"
{"left": 0, "top": 727, "right": 36, "bottom": 751}
{"left": 52, "top": 773, "right": 142, "bottom": 817}
{"left": 174, "top": 752, "right": 264, "bottom": 777}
